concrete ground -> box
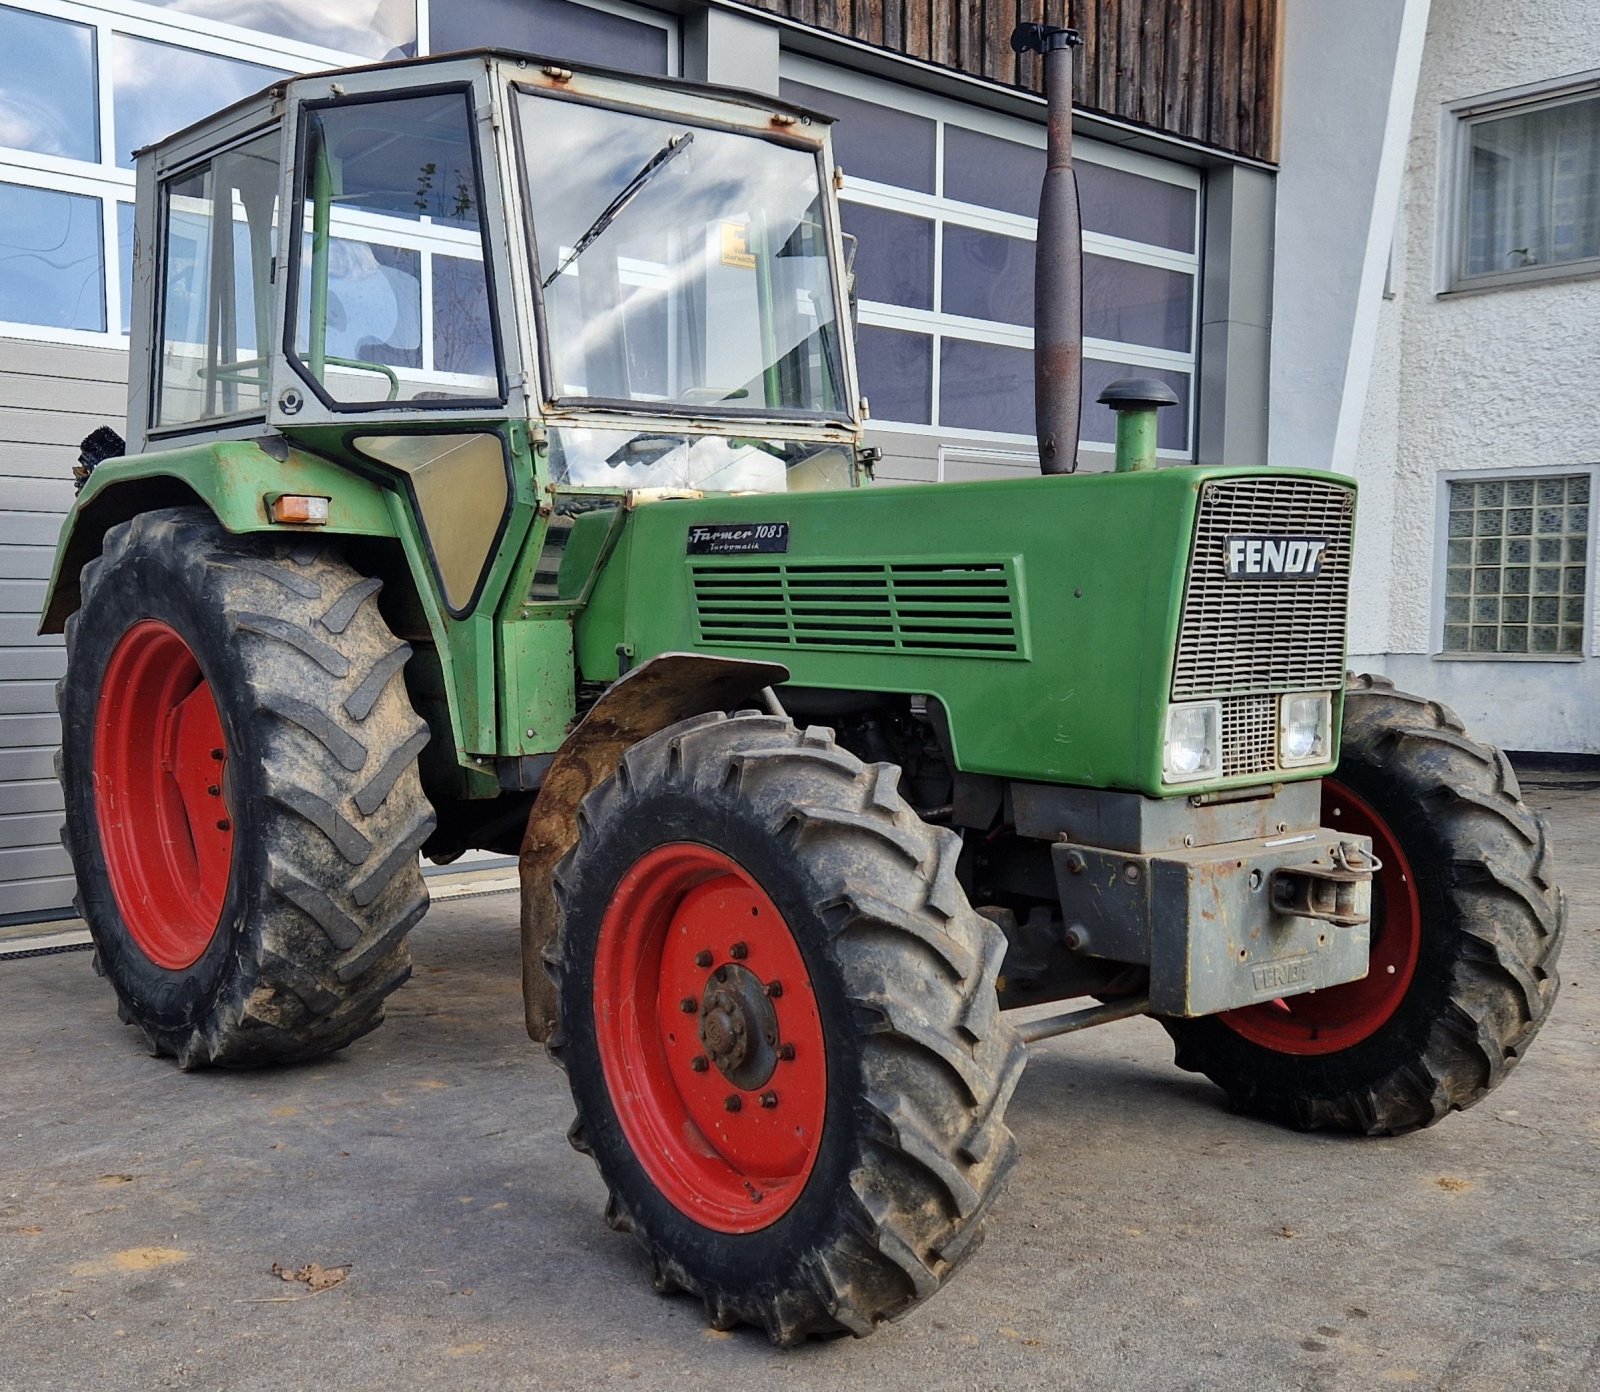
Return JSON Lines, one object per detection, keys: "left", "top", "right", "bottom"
{"left": 2, "top": 788, "right": 1595, "bottom": 1392}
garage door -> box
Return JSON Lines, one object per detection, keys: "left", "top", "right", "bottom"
{"left": 0, "top": 340, "right": 128, "bottom": 922}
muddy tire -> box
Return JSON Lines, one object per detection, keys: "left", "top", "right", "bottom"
{"left": 1162, "top": 674, "right": 1563, "bottom": 1135}
{"left": 547, "top": 713, "right": 1025, "bottom": 1344}
{"left": 58, "top": 507, "right": 434, "bottom": 1068}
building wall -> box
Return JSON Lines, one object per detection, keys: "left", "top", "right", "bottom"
{"left": 1266, "top": 0, "right": 1430, "bottom": 485}
{"left": 0, "top": 0, "right": 1274, "bottom": 919}
{"left": 735, "top": 0, "right": 1282, "bottom": 160}
{"left": 1348, "top": 0, "right": 1600, "bottom": 751}
{"left": 0, "top": 0, "right": 680, "bottom": 922}
{"left": 0, "top": 340, "right": 126, "bottom": 918}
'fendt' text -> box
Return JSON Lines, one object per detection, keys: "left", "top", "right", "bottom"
{"left": 1224, "top": 534, "right": 1329, "bottom": 580}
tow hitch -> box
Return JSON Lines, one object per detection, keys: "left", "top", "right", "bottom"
{"left": 1270, "top": 842, "right": 1380, "bottom": 927}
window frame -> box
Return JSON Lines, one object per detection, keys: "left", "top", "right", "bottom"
{"left": 1441, "top": 69, "right": 1600, "bottom": 295}
{"left": 782, "top": 53, "right": 1202, "bottom": 460}
{"left": 150, "top": 123, "right": 283, "bottom": 432}
{"left": 280, "top": 82, "right": 510, "bottom": 416}
{"left": 1431, "top": 464, "right": 1598, "bottom": 662}
{"left": 0, "top": 0, "right": 678, "bottom": 349}
{"left": 510, "top": 79, "right": 860, "bottom": 431}
{"left": 0, "top": 0, "right": 364, "bottom": 350}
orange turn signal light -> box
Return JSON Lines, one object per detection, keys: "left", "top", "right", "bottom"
{"left": 268, "top": 494, "right": 331, "bottom": 525}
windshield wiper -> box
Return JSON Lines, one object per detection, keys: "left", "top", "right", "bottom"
{"left": 542, "top": 131, "right": 694, "bottom": 288}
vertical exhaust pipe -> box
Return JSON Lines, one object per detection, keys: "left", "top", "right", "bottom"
{"left": 1011, "top": 22, "right": 1083, "bottom": 475}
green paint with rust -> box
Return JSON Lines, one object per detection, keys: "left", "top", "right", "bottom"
{"left": 40, "top": 430, "right": 1353, "bottom": 800}
{"left": 40, "top": 438, "right": 396, "bottom": 632}
{"left": 573, "top": 466, "right": 1353, "bottom": 797}
{"left": 39, "top": 427, "right": 573, "bottom": 777}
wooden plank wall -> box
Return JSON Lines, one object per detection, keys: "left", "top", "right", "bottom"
{"left": 746, "top": 0, "right": 1280, "bottom": 162}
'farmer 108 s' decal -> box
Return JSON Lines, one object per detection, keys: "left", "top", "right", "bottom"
{"left": 687, "top": 522, "right": 790, "bottom": 556}
{"left": 1224, "top": 534, "right": 1330, "bottom": 580}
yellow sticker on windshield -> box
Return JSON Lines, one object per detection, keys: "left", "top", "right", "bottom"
{"left": 720, "top": 221, "right": 756, "bottom": 269}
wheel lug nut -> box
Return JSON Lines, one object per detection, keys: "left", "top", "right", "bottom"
{"left": 694, "top": 949, "right": 712, "bottom": 968}
{"left": 724, "top": 1095, "right": 741, "bottom": 1113}
{"left": 679, "top": 997, "right": 697, "bottom": 1014}
{"left": 689, "top": 1056, "right": 708, "bottom": 1073}
{"left": 760, "top": 1091, "right": 778, "bottom": 1109}
{"left": 216, "top": 819, "right": 231, "bottom": 832}
{"left": 210, "top": 747, "right": 224, "bottom": 761}
{"left": 779, "top": 1043, "right": 795, "bottom": 1062}
{"left": 766, "top": 980, "right": 783, "bottom": 998}
{"left": 207, "top": 784, "right": 220, "bottom": 797}
{"left": 730, "top": 942, "right": 748, "bottom": 960}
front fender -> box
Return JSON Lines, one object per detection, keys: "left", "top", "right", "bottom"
{"left": 518, "top": 652, "right": 789, "bottom": 1041}
{"left": 39, "top": 438, "right": 396, "bottom": 632}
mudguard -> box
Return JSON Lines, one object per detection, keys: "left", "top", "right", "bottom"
{"left": 518, "top": 652, "right": 789, "bottom": 1041}
{"left": 39, "top": 438, "right": 396, "bottom": 633}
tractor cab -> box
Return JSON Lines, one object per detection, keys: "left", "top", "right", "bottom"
{"left": 126, "top": 51, "right": 863, "bottom": 496}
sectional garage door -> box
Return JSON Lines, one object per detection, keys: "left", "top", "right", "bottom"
{"left": 0, "top": 341, "right": 127, "bottom": 921}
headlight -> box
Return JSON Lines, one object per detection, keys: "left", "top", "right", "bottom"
{"left": 1162, "top": 700, "right": 1221, "bottom": 783}
{"left": 1279, "top": 691, "right": 1333, "bottom": 767}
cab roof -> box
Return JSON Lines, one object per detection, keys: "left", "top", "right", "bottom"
{"left": 135, "top": 46, "right": 835, "bottom": 162}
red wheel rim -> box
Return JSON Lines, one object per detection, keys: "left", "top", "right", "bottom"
{"left": 594, "top": 843, "right": 827, "bottom": 1234}
{"left": 1219, "top": 778, "right": 1422, "bottom": 1056}
{"left": 94, "top": 620, "right": 234, "bottom": 970}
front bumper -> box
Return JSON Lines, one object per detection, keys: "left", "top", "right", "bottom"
{"left": 1052, "top": 827, "right": 1375, "bottom": 1017}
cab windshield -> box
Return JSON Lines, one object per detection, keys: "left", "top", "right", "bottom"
{"left": 518, "top": 90, "right": 848, "bottom": 420}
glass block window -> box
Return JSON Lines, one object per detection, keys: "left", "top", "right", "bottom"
{"left": 1443, "top": 475, "right": 1590, "bottom": 656}
{"left": 783, "top": 57, "right": 1200, "bottom": 460}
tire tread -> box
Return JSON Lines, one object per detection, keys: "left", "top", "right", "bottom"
{"left": 58, "top": 506, "right": 433, "bottom": 1069}
{"left": 1163, "top": 672, "right": 1563, "bottom": 1134}
{"left": 547, "top": 713, "right": 1024, "bottom": 1344}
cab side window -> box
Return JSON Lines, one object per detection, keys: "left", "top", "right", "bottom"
{"left": 155, "top": 130, "right": 280, "bottom": 428}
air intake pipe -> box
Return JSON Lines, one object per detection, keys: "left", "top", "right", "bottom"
{"left": 1011, "top": 22, "right": 1083, "bottom": 475}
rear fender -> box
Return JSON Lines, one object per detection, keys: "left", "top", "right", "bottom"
{"left": 519, "top": 652, "right": 789, "bottom": 1041}
{"left": 39, "top": 439, "right": 396, "bottom": 632}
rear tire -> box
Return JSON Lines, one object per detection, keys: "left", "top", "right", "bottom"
{"left": 58, "top": 507, "right": 435, "bottom": 1068}
{"left": 1162, "top": 674, "right": 1563, "bottom": 1134}
{"left": 548, "top": 713, "right": 1025, "bottom": 1344}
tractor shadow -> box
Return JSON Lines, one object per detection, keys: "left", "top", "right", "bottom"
{"left": 1007, "top": 1022, "right": 1385, "bottom": 1153}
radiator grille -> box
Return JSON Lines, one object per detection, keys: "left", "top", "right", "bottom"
{"left": 691, "top": 558, "right": 1024, "bottom": 659}
{"left": 1173, "top": 477, "right": 1355, "bottom": 700}
{"left": 1221, "top": 694, "right": 1279, "bottom": 778}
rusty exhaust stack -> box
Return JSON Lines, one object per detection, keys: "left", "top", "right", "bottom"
{"left": 1011, "top": 22, "right": 1083, "bottom": 474}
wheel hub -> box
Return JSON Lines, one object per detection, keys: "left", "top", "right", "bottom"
{"left": 593, "top": 843, "right": 828, "bottom": 1233}
{"left": 93, "top": 619, "right": 233, "bottom": 970}
{"left": 700, "top": 963, "right": 779, "bottom": 1090}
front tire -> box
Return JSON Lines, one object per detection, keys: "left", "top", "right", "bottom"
{"left": 59, "top": 508, "right": 435, "bottom": 1068}
{"left": 1162, "top": 674, "right": 1563, "bottom": 1134}
{"left": 547, "top": 713, "right": 1025, "bottom": 1344}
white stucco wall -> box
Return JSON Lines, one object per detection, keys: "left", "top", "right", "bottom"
{"left": 1348, "top": 0, "right": 1600, "bottom": 752}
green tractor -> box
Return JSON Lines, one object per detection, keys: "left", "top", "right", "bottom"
{"left": 42, "top": 28, "right": 1563, "bottom": 1345}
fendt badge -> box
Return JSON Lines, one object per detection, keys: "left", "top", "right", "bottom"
{"left": 1224, "top": 534, "right": 1329, "bottom": 580}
